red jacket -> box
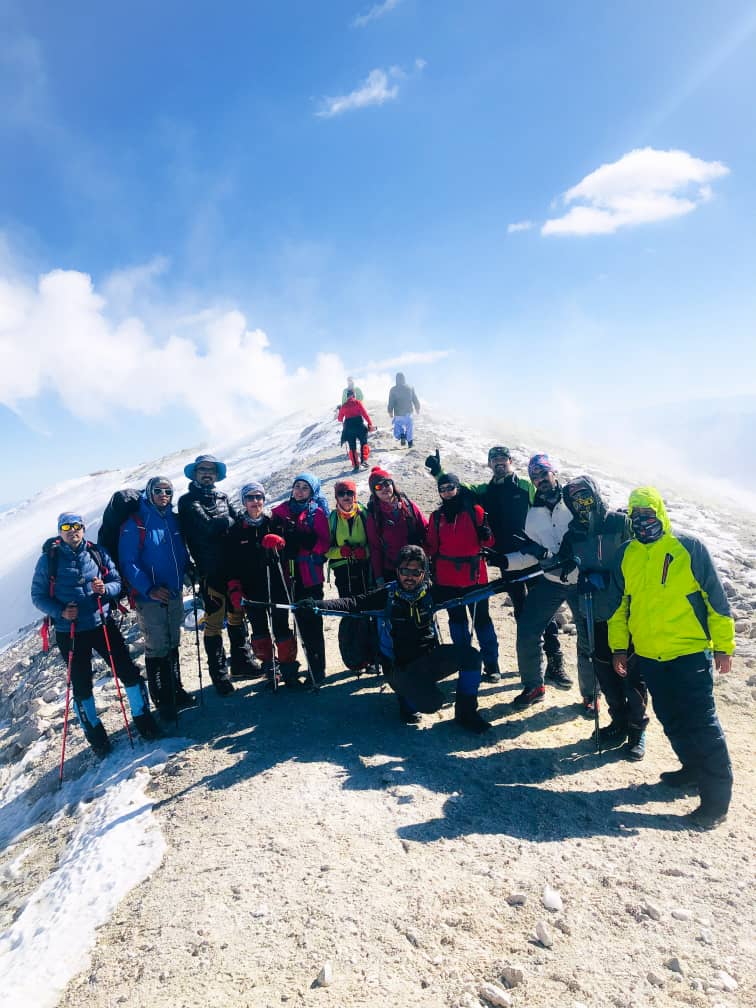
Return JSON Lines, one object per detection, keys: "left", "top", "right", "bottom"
{"left": 425, "top": 503, "right": 493, "bottom": 587}
{"left": 366, "top": 495, "right": 427, "bottom": 581}
{"left": 270, "top": 501, "right": 331, "bottom": 588}
{"left": 337, "top": 399, "right": 373, "bottom": 427}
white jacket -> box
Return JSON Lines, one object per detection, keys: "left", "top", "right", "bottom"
{"left": 505, "top": 497, "right": 578, "bottom": 585}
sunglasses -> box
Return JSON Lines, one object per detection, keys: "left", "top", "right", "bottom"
{"left": 397, "top": 567, "right": 424, "bottom": 578}
{"left": 244, "top": 494, "right": 265, "bottom": 502}
{"left": 374, "top": 480, "right": 393, "bottom": 490}
{"left": 337, "top": 490, "right": 355, "bottom": 497}
{"left": 152, "top": 488, "right": 173, "bottom": 496}
{"left": 195, "top": 467, "right": 217, "bottom": 475}
{"left": 60, "top": 522, "right": 84, "bottom": 532}
{"left": 439, "top": 484, "right": 457, "bottom": 494}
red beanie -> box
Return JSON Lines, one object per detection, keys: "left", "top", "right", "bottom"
{"left": 369, "top": 466, "right": 392, "bottom": 492}
{"left": 334, "top": 479, "right": 357, "bottom": 496}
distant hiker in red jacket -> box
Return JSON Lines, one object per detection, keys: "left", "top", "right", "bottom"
{"left": 337, "top": 391, "right": 374, "bottom": 472}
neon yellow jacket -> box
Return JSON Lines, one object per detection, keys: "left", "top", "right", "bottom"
{"left": 607, "top": 487, "right": 735, "bottom": 660}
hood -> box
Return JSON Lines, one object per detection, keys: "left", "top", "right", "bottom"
{"left": 395, "top": 372, "right": 406, "bottom": 385}
{"left": 293, "top": 471, "right": 320, "bottom": 497}
{"left": 563, "top": 474, "right": 607, "bottom": 523}
{"left": 627, "top": 486, "right": 671, "bottom": 534}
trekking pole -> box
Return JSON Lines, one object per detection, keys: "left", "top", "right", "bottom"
{"left": 58, "top": 621, "right": 76, "bottom": 788}
{"left": 96, "top": 597, "right": 135, "bottom": 748}
{"left": 191, "top": 580, "right": 205, "bottom": 706}
{"left": 264, "top": 563, "right": 280, "bottom": 692}
{"left": 274, "top": 554, "right": 317, "bottom": 690}
{"left": 164, "top": 602, "right": 179, "bottom": 730}
{"left": 583, "top": 589, "right": 601, "bottom": 754}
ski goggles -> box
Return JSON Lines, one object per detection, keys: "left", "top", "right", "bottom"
{"left": 152, "top": 487, "right": 173, "bottom": 496}
{"left": 397, "top": 566, "right": 424, "bottom": 578}
{"left": 373, "top": 479, "right": 393, "bottom": 490}
{"left": 569, "top": 492, "right": 595, "bottom": 509}
{"left": 59, "top": 522, "right": 84, "bottom": 532}
{"left": 244, "top": 493, "right": 265, "bottom": 502}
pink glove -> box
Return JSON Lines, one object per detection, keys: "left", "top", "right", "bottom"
{"left": 352, "top": 546, "right": 367, "bottom": 560}
{"left": 262, "top": 534, "right": 286, "bottom": 551}
{"left": 340, "top": 545, "right": 354, "bottom": 558}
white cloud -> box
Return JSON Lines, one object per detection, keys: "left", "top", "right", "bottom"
{"left": 507, "top": 220, "right": 533, "bottom": 234}
{"left": 0, "top": 259, "right": 449, "bottom": 437}
{"left": 542, "top": 147, "right": 729, "bottom": 236}
{"left": 352, "top": 0, "right": 403, "bottom": 29}
{"left": 316, "top": 68, "right": 401, "bottom": 118}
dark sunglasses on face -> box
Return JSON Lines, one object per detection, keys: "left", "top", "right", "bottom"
{"left": 152, "top": 488, "right": 173, "bottom": 496}
{"left": 337, "top": 490, "right": 355, "bottom": 497}
{"left": 60, "top": 522, "right": 84, "bottom": 532}
{"left": 439, "top": 485, "right": 457, "bottom": 493}
{"left": 398, "top": 566, "right": 423, "bottom": 578}
{"left": 244, "top": 494, "right": 264, "bottom": 502}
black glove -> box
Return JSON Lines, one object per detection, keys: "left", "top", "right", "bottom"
{"left": 555, "top": 535, "right": 578, "bottom": 582}
{"left": 477, "top": 521, "right": 492, "bottom": 543}
{"left": 296, "top": 597, "right": 318, "bottom": 612}
{"left": 425, "top": 449, "right": 441, "bottom": 477}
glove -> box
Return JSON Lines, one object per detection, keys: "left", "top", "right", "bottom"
{"left": 425, "top": 449, "right": 441, "bottom": 477}
{"left": 352, "top": 546, "right": 367, "bottom": 560}
{"left": 227, "top": 581, "right": 243, "bottom": 611}
{"left": 478, "top": 522, "right": 492, "bottom": 543}
{"left": 261, "top": 534, "right": 286, "bottom": 551}
{"left": 340, "top": 545, "right": 354, "bottom": 558}
{"left": 296, "top": 597, "right": 318, "bottom": 611}
{"left": 367, "top": 425, "right": 376, "bottom": 433}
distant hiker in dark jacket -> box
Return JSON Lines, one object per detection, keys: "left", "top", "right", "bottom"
{"left": 299, "top": 545, "right": 501, "bottom": 733}
{"left": 561, "top": 475, "right": 648, "bottom": 759}
{"left": 119, "top": 477, "right": 196, "bottom": 721}
{"left": 224, "top": 481, "right": 301, "bottom": 689}
{"left": 337, "top": 391, "right": 374, "bottom": 472}
{"left": 387, "top": 372, "right": 420, "bottom": 447}
{"left": 178, "top": 454, "right": 256, "bottom": 694}
{"left": 500, "top": 453, "right": 593, "bottom": 713}
{"left": 365, "top": 466, "right": 428, "bottom": 585}
{"left": 608, "top": 487, "right": 735, "bottom": 829}
{"left": 30, "top": 512, "right": 161, "bottom": 756}
{"left": 425, "top": 473, "right": 501, "bottom": 682}
{"left": 326, "top": 479, "right": 372, "bottom": 598}
{"left": 425, "top": 445, "right": 563, "bottom": 684}
{"left": 270, "top": 472, "right": 331, "bottom": 685}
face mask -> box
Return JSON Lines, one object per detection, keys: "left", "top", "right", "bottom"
{"left": 631, "top": 513, "right": 664, "bottom": 543}
{"left": 541, "top": 485, "right": 561, "bottom": 507}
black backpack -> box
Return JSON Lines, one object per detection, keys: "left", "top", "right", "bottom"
{"left": 97, "top": 489, "right": 143, "bottom": 572}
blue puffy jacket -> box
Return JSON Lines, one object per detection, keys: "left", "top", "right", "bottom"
{"left": 118, "top": 494, "right": 188, "bottom": 603}
{"left": 30, "top": 540, "right": 121, "bottom": 633}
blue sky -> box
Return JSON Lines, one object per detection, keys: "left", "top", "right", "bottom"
{"left": 2, "top": 0, "right": 755, "bottom": 506}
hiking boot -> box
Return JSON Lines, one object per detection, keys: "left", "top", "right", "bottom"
{"left": 360, "top": 460, "right": 369, "bottom": 469}
{"left": 598, "top": 720, "right": 628, "bottom": 745}
{"left": 581, "top": 695, "right": 600, "bottom": 718}
{"left": 398, "top": 697, "right": 421, "bottom": 725}
{"left": 228, "top": 625, "right": 261, "bottom": 678}
{"left": 85, "top": 721, "right": 112, "bottom": 758}
{"left": 352, "top": 465, "right": 361, "bottom": 473}
{"left": 133, "top": 711, "right": 162, "bottom": 740}
{"left": 454, "top": 694, "right": 492, "bottom": 734}
{"left": 660, "top": 767, "right": 698, "bottom": 790}
{"left": 214, "top": 677, "right": 235, "bottom": 696}
{"left": 400, "top": 435, "right": 407, "bottom": 447}
{"left": 685, "top": 803, "right": 728, "bottom": 830}
{"left": 175, "top": 686, "right": 198, "bottom": 710}
{"left": 512, "top": 685, "right": 545, "bottom": 708}
{"left": 544, "top": 653, "right": 572, "bottom": 690}
{"left": 407, "top": 440, "right": 414, "bottom": 448}
{"left": 483, "top": 661, "right": 501, "bottom": 683}
{"left": 626, "top": 727, "right": 646, "bottom": 761}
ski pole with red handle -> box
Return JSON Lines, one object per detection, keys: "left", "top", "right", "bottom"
{"left": 97, "top": 596, "right": 134, "bottom": 748}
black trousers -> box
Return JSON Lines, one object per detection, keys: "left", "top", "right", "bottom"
{"left": 391, "top": 643, "right": 481, "bottom": 713}
{"left": 592, "top": 621, "right": 648, "bottom": 727}
{"left": 56, "top": 621, "right": 141, "bottom": 701}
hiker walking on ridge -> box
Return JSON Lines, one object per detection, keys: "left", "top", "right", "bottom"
{"left": 31, "top": 512, "right": 161, "bottom": 756}
{"left": 337, "top": 390, "right": 374, "bottom": 472}
{"left": 387, "top": 372, "right": 420, "bottom": 447}
{"left": 341, "top": 376, "right": 364, "bottom": 403}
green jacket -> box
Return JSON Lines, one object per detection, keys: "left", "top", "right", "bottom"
{"left": 607, "top": 487, "right": 735, "bottom": 660}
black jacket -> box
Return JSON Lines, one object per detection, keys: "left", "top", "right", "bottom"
{"left": 178, "top": 483, "right": 239, "bottom": 580}
{"left": 223, "top": 515, "right": 289, "bottom": 604}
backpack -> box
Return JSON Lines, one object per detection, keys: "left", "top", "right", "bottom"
{"left": 430, "top": 493, "right": 490, "bottom": 580}
{"left": 96, "top": 489, "right": 146, "bottom": 603}
{"left": 39, "top": 537, "right": 106, "bottom": 652}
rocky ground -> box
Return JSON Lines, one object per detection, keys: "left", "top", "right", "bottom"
{"left": 1, "top": 408, "right": 755, "bottom": 1008}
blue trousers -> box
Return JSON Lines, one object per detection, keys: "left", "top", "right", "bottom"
{"left": 636, "top": 652, "right": 732, "bottom": 813}
{"left": 392, "top": 414, "right": 414, "bottom": 441}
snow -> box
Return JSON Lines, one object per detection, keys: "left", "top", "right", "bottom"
{"left": 0, "top": 740, "right": 184, "bottom": 1008}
